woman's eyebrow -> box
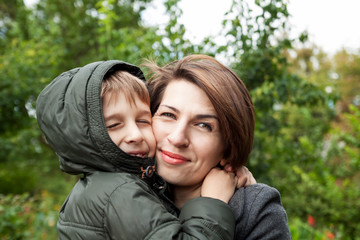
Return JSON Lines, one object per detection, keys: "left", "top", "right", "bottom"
{"left": 194, "top": 114, "right": 219, "bottom": 121}
{"left": 160, "top": 104, "right": 218, "bottom": 120}
{"left": 159, "top": 104, "right": 179, "bottom": 113}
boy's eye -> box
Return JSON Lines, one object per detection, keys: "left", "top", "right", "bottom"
{"left": 196, "top": 122, "right": 213, "bottom": 131}
{"left": 137, "top": 119, "right": 151, "bottom": 125}
{"left": 106, "top": 123, "right": 120, "bottom": 129}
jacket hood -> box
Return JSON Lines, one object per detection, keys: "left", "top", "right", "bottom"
{"left": 36, "top": 60, "right": 155, "bottom": 176}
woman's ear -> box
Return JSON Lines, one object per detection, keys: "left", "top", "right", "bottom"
{"left": 220, "top": 159, "right": 227, "bottom": 167}
{"left": 215, "top": 159, "right": 226, "bottom": 169}
{"left": 219, "top": 159, "right": 233, "bottom": 172}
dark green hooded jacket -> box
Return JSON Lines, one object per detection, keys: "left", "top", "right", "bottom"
{"left": 36, "top": 60, "right": 235, "bottom": 240}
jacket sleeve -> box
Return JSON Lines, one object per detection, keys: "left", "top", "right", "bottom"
{"left": 229, "top": 183, "right": 292, "bottom": 240}
{"left": 104, "top": 179, "right": 235, "bottom": 240}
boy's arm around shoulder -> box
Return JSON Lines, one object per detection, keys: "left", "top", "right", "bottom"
{"left": 104, "top": 175, "right": 235, "bottom": 240}
{"left": 229, "top": 183, "right": 292, "bottom": 240}
{"left": 179, "top": 197, "right": 234, "bottom": 240}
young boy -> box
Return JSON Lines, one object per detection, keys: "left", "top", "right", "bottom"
{"left": 36, "top": 60, "right": 236, "bottom": 239}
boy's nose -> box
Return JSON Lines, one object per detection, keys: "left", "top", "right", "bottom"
{"left": 124, "top": 123, "right": 143, "bottom": 144}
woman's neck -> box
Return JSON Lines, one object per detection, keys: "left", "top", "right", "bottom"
{"left": 171, "top": 183, "right": 202, "bottom": 209}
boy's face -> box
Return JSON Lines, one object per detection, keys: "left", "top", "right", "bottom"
{"left": 102, "top": 91, "right": 156, "bottom": 158}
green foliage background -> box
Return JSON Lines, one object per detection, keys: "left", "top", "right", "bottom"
{"left": 0, "top": 0, "right": 359, "bottom": 239}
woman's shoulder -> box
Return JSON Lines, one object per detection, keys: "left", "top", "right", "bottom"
{"left": 243, "top": 182, "right": 280, "bottom": 194}
{"left": 229, "top": 183, "right": 292, "bottom": 239}
{"left": 242, "top": 183, "right": 282, "bottom": 204}
{"left": 229, "top": 183, "right": 282, "bottom": 214}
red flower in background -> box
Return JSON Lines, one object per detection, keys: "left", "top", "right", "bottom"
{"left": 325, "top": 230, "right": 335, "bottom": 239}
{"left": 307, "top": 215, "right": 315, "bottom": 227}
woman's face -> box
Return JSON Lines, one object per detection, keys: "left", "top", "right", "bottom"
{"left": 152, "top": 79, "right": 224, "bottom": 188}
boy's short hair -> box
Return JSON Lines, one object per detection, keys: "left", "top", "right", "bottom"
{"left": 101, "top": 70, "right": 150, "bottom": 106}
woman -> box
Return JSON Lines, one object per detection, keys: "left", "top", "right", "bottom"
{"left": 145, "top": 54, "right": 292, "bottom": 239}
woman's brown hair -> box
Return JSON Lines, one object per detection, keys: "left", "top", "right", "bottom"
{"left": 143, "top": 54, "right": 255, "bottom": 168}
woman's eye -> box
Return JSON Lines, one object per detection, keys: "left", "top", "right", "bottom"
{"left": 197, "top": 122, "right": 213, "bottom": 131}
{"left": 159, "top": 112, "right": 176, "bottom": 119}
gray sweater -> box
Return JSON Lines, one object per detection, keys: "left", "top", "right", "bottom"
{"left": 229, "top": 183, "right": 292, "bottom": 239}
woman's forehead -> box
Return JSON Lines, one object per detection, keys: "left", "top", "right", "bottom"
{"left": 161, "top": 80, "right": 217, "bottom": 115}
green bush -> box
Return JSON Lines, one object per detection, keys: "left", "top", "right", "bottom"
{"left": 284, "top": 166, "right": 360, "bottom": 239}
{"left": 0, "top": 192, "right": 60, "bottom": 240}
{"left": 0, "top": 166, "right": 36, "bottom": 195}
{"left": 289, "top": 217, "right": 338, "bottom": 240}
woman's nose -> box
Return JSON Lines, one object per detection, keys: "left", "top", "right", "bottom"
{"left": 167, "top": 122, "right": 189, "bottom": 148}
{"left": 124, "top": 123, "right": 143, "bottom": 144}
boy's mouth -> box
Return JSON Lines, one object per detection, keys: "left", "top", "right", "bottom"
{"left": 127, "top": 151, "right": 147, "bottom": 158}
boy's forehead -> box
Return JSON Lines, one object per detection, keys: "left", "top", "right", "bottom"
{"left": 102, "top": 91, "right": 151, "bottom": 121}
{"left": 102, "top": 90, "right": 149, "bottom": 107}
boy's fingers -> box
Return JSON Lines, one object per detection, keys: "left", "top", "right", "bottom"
{"left": 234, "top": 176, "right": 239, "bottom": 187}
{"left": 225, "top": 164, "right": 233, "bottom": 172}
{"left": 236, "top": 166, "right": 246, "bottom": 177}
{"left": 245, "top": 171, "right": 257, "bottom": 186}
{"left": 236, "top": 175, "right": 247, "bottom": 188}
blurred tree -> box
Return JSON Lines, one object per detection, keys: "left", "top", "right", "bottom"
{"left": 213, "top": 0, "right": 332, "bottom": 178}
{"left": 0, "top": 0, "right": 31, "bottom": 49}
{"left": 96, "top": 0, "right": 159, "bottom": 64}
{"left": 0, "top": 0, "right": 158, "bottom": 195}
{"left": 144, "top": 0, "right": 208, "bottom": 65}
{"left": 333, "top": 49, "right": 360, "bottom": 112}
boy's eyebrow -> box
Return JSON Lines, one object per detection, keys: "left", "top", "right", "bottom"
{"left": 159, "top": 104, "right": 219, "bottom": 121}
{"left": 138, "top": 109, "right": 152, "bottom": 116}
{"left": 104, "top": 109, "right": 151, "bottom": 119}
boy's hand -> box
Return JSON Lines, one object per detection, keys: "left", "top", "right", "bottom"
{"left": 234, "top": 166, "right": 256, "bottom": 188}
{"left": 220, "top": 159, "right": 257, "bottom": 188}
{"left": 201, "top": 168, "right": 237, "bottom": 203}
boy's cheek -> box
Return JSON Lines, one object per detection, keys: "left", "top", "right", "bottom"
{"left": 147, "top": 129, "right": 157, "bottom": 157}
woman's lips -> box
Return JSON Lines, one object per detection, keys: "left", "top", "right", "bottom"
{"left": 160, "top": 150, "right": 189, "bottom": 165}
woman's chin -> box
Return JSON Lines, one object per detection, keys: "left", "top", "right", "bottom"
{"left": 157, "top": 166, "right": 175, "bottom": 183}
